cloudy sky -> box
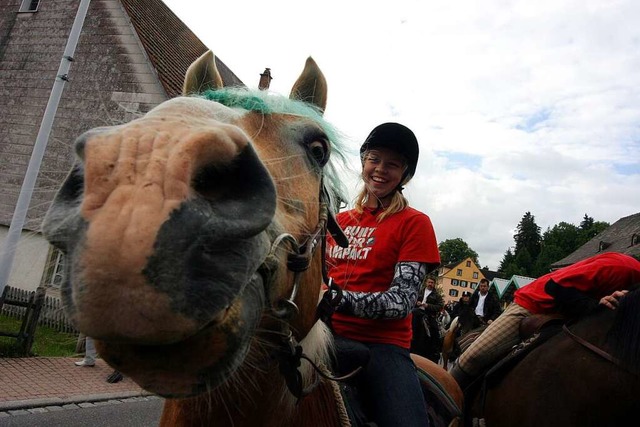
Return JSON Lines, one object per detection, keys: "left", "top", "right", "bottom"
{"left": 163, "top": 0, "right": 640, "bottom": 270}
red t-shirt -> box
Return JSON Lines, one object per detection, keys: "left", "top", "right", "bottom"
{"left": 326, "top": 206, "right": 440, "bottom": 348}
{"left": 514, "top": 252, "right": 640, "bottom": 314}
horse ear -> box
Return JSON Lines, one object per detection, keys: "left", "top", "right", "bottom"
{"left": 289, "top": 57, "right": 328, "bottom": 113}
{"left": 183, "top": 50, "right": 224, "bottom": 95}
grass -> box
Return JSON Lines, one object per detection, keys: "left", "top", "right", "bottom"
{"left": 0, "top": 314, "right": 79, "bottom": 358}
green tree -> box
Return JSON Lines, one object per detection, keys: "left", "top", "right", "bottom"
{"left": 579, "top": 214, "right": 594, "bottom": 231}
{"left": 533, "top": 222, "right": 583, "bottom": 275}
{"left": 498, "top": 248, "right": 526, "bottom": 277}
{"left": 499, "top": 248, "right": 515, "bottom": 272}
{"left": 579, "top": 214, "right": 609, "bottom": 242}
{"left": 514, "top": 247, "right": 535, "bottom": 276}
{"left": 514, "top": 212, "right": 542, "bottom": 261}
{"left": 438, "top": 238, "right": 479, "bottom": 265}
{"left": 500, "top": 213, "right": 611, "bottom": 279}
{"left": 533, "top": 243, "right": 564, "bottom": 276}
{"left": 543, "top": 222, "right": 582, "bottom": 254}
{"left": 498, "top": 248, "right": 518, "bottom": 278}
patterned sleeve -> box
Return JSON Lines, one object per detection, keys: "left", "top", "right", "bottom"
{"left": 336, "top": 261, "right": 427, "bottom": 319}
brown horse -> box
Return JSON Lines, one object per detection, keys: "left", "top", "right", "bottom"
{"left": 441, "top": 304, "right": 485, "bottom": 371}
{"left": 42, "top": 51, "right": 462, "bottom": 426}
{"left": 464, "top": 287, "right": 640, "bottom": 426}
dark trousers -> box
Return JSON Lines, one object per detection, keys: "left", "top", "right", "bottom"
{"left": 356, "top": 343, "right": 430, "bottom": 427}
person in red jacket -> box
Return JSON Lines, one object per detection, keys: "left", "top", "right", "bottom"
{"left": 451, "top": 252, "right": 640, "bottom": 390}
{"left": 326, "top": 122, "right": 440, "bottom": 427}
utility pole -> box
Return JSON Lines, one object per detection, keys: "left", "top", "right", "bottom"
{"left": 0, "top": 0, "right": 92, "bottom": 295}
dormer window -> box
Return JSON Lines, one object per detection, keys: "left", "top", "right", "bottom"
{"left": 632, "top": 234, "right": 640, "bottom": 247}
{"left": 598, "top": 241, "right": 611, "bottom": 252}
{"left": 19, "top": 0, "right": 40, "bottom": 12}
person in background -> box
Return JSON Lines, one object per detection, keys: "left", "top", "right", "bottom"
{"left": 325, "top": 122, "right": 440, "bottom": 427}
{"left": 411, "top": 276, "right": 444, "bottom": 363}
{"left": 74, "top": 335, "right": 124, "bottom": 383}
{"left": 74, "top": 335, "right": 96, "bottom": 367}
{"left": 451, "top": 252, "right": 640, "bottom": 390}
{"left": 469, "top": 278, "right": 502, "bottom": 325}
{"left": 449, "top": 291, "right": 472, "bottom": 321}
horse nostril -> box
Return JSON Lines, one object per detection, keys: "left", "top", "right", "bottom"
{"left": 192, "top": 164, "right": 227, "bottom": 201}
{"left": 207, "top": 305, "right": 232, "bottom": 326}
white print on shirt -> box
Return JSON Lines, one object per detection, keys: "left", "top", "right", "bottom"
{"left": 328, "top": 225, "right": 376, "bottom": 260}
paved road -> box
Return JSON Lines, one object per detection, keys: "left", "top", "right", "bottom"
{"left": 0, "top": 396, "right": 163, "bottom": 427}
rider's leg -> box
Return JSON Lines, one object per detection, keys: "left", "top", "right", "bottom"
{"left": 453, "top": 303, "right": 530, "bottom": 388}
{"left": 359, "top": 343, "right": 429, "bottom": 427}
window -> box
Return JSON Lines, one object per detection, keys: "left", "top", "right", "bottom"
{"left": 473, "top": 272, "right": 478, "bottom": 279}
{"left": 19, "top": 0, "right": 40, "bottom": 12}
{"left": 632, "top": 234, "right": 639, "bottom": 246}
{"left": 456, "top": 269, "right": 462, "bottom": 276}
{"left": 471, "top": 282, "right": 478, "bottom": 289}
{"left": 598, "top": 241, "right": 611, "bottom": 252}
{"left": 460, "top": 281, "right": 468, "bottom": 288}
{"left": 449, "top": 289, "right": 459, "bottom": 297}
{"left": 451, "top": 279, "right": 458, "bottom": 286}
{"left": 466, "top": 260, "right": 471, "bottom": 267}
{"left": 44, "top": 248, "right": 65, "bottom": 288}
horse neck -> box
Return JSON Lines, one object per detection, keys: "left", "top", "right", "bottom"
{"left": 160, "top": 377, "right": 345, "bottom": 427}
{"left": 160, "top": 321, "right": 339, "bottom": 427}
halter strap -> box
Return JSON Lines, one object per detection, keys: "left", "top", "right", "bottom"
{"left": 257, "top": 178, "right": 353, "bottom": 400}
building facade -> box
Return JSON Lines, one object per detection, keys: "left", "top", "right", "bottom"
{"left": 436, "top": 257, "right": 485, "bottom": 305}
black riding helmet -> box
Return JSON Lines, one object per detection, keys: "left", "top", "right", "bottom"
{"left": 359, "top": 122, "right": 419, "bottom": 183}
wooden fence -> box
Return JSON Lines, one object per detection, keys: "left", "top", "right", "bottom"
{"left": 0, "top": 285, "right": 76, "bottom": 334}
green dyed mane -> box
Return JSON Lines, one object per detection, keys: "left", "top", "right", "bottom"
{"left": 199, "top": 87, "right": 351, "bottom": 208}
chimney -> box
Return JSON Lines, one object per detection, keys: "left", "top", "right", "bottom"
{"left": 259, "top": 68, "right": 272, "bottom": 90}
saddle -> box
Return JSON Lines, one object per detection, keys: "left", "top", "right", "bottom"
{"left": 518, "top": 312, "right": 565, "bottom": 339}
{"left": 487, "top": 313, "right": 566, "bottom": 382}
{"left": 461, "top": 313, "right": 567, "bottom": 425}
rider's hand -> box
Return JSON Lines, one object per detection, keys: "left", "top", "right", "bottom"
{"left": 599, "top": 290, "right": 628, "bottom": 310}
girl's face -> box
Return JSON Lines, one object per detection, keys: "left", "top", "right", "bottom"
{"left": 362, "top": 147, "right": 407, "bottom": 206}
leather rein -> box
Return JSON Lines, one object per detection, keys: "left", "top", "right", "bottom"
{"left": 562, "top": 323, "right": 635, "bottom": 375}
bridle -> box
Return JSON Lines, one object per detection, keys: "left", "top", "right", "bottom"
{"left": 562, "top": 323, "right": 637, "bottom": 375}
{"left": 258, "top": 179, "right": 350, "bottom": 399}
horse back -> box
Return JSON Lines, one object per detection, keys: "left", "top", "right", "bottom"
{"left": 474, "top": 306, "right": 640, "bottom": 427}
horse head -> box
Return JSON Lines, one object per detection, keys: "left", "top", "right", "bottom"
{"left": 42, "top": 51, "right": 348, "bottom": 401}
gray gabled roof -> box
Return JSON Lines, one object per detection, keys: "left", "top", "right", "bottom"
{"left": 120, "top": 0, "right": 244, "bottom": 97}
{"left": 551, "top": 212, "right": 640, "bottom": 269}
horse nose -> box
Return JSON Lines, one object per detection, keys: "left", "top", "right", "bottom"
{"left": 73, "top": 122, "right": 277, "bottom": 343}
{"left": 169, "top": 126, "right": 277, "bottom": 239}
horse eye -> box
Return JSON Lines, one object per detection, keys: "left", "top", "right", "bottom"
{"left": 308, "top": 139, "right": 329, "bottom": 167}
